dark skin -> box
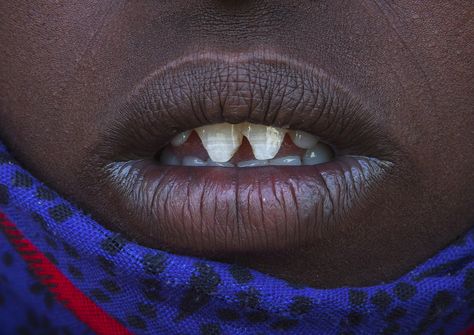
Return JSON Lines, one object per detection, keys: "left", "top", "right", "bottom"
{"left": 0, "top": 1, "right": 473, "bottom": 287}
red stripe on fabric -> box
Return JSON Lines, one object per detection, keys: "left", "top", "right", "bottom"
{"left": 0, "top": 212, "right": 133, "bottom": 335}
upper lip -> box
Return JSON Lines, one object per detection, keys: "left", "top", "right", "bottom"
{"left": 97, "top": 51, "right": 395, "bottom": 162}
{"left": 83, "top": 51, "right": 398, "bottom": 255}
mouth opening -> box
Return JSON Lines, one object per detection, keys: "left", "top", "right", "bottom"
{"left": 157, "top": 122, "right": 335, "bottom": 168}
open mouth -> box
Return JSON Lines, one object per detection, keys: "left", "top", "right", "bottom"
{"left": 86, "top": 52, "right": 396, "bottom": 256}
{"left": 159, "top": 122, "right": 334, "bottom": 167}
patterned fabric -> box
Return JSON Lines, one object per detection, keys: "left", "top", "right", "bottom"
{"left": 0, "top": 140, "right": 473, "bottom": 335}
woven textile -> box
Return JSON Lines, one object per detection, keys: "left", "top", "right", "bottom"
{"left": 0, "top": 140, "right": 473, "bottom": 335}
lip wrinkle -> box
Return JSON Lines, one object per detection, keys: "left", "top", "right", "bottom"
{"left": 79, "top": 51, "right": 398, "bottom": 255}
{"left": 93, "top": 52, "right": 397, "bottom": 164}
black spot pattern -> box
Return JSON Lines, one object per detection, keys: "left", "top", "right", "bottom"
{"left": 141, "top": 279, "right": 164, "bottom": 302}
{"left": 12, "top": 171, "right": 33, "bottom": 188}
{"left": 100, "top": 279, "right": 121, "bottom": 294}
{"left": 101, "top": 234, "right": 127, "bottom": 255}
{"left": 387, "top": 307, "right": 407, "bottom": 321}
{"left": 141, "top": 253, "right": 167, "bottom": 275}
{"left": 63, "top": 242, "right": 80, "bottom": 259}
{"left": 36, "top": 186, "right": 56, "bottom": 201}
{"left": 98, "top": 256, "right": 115, "bottom": 276}
{"left": 394, "top": 282, "right": 417, "bottom": 301}
{"left": 90, "top": 288, "right": 111, "bottom": 303}
{"left": 21, "top": 312, "right": 59, "bottom": 335}
{"left": 31, "top": 212, "right": 48, "bottom": 230}
{"left": 464, "top": 268, "right": 474, "bottom": 289}
{"left": 48, "top": 204, "right": 73, "bottom": 223}
{"left": 26, "top": 309, "right": 39, "bottom": 327}
{"left": 236, "top": 288, "right": 260, "bottom": 309}
{"left": 44, "top": 292, "right": 54, "bottom": 309}
{"left": 200, "top": 323, "right": 221, "bottom": 335}
{"left": 371, "top": 291, "right": 392, "bottom": 311}
{"left": 347, "top": 311, "right": 363, "bottom": 326}
{"left": 44, "top": 252, "right": 58, "bottom": 265}
{"left": 217, "top": 308, "right": 240, "bottom": 321}
{"left": 126, "top": 315, "right": 146, "bottom": 329}
{"left": 414, "top": 291, "right": 453, "bottom": 334}
{"left": 16, "top": 326, "right": 31, "bottom": 335}
{"left": 177, "top": 263, "right": 221, "bottom": 321}
{"left": 349, "top": 290, "right": 367, "bottom": 306}
{"left": 443, "top": 309, "right": 462, "bottom": 323}
{"left": 44, "top": 235, "right": 58, "bottom": 249}
{"left": 271, "top": 318, "right": 298, "bottom": 330}
{"left": 289, "top": 296, "right": 312, "bottom": 316}
{"left": 229, "top": 264, "right": 253, "bottom": 284}
{"left": 67, "top": 264, "right": 84, "bottom": 280}
{"left": 138, "top": 303, "right": 156, "bottom": 319}
{"left": 382, "top": 323, "right": 400, "bottom": 335}
{"left": 246, "top": 310, "right": 269, "bottom": 323}
{"left": 0, "top": 184, "right": 9, "bottom": 204}
{"left": 30, "top": 282, "right": 45, "bottom": 295}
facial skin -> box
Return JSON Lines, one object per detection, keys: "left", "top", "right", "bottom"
{"left": 0, "top": 1, "right": 473, "bottom": 287}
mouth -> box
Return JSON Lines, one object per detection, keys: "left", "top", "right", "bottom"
{"left": 86, "top": 51, "right": 397, "bottom": 256}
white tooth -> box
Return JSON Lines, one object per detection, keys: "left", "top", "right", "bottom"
{"left": 269, "top": 156, "right": 302, "bottom": 166}
{"left": 182, "top": 156, "right": 207, "bottom": 167}
{"left": 160, "top": 148, "right": 180, "bottom": 165}
{"left": 237, "top": 159, "right": 268, "bottom": 168}
{"left": 241, "top": 123, "right": 286, "bottom": 160}
{"left": 196, "top": 123, "right": 243, "bottom": 162}
{"left": 289, "top": 130, "right": 318, "bottom": 149}
{"left": 303, "top": 143, "right": 333, "bottom": 165}
{"left": 171, "top": 130, "right": 192, "bottom": 147}
{"left": 207, "top": 160, "right": 235, "bottom": 167}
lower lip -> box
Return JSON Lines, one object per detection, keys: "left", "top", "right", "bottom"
{"left": 106, "top": 155, "right": 388, "bottom": 255}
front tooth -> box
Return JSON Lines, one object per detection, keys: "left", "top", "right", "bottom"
{"left": 171, "top": 130, "right": 191, "bottom": 146}
{"left": 289, "top": 130, "right": 318, "bottom": 149}
{"left": 241, "top": 123, "right": 286, "bottom": 160}
{"left": 196, "top": 123, "right": 243, "bottom": 162}
{"left": 303, "top": 143, "right": 333, "bottom": 165}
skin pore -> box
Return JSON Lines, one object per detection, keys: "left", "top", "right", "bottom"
{"left": 0, "top": 1, "right": 473, "bottom": 287}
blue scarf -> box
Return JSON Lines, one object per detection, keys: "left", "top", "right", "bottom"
{"left": 0, "top": 140, "right": 473, "bottom": 335}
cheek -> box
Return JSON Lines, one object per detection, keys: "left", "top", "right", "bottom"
{"left": 0, "top": 2, "right": 116, "bottom": 186}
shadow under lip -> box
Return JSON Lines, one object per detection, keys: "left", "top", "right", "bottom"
{"left": 82, "top": 50, "right": 399, "bottom": 255}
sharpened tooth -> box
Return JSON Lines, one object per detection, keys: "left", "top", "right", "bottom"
{"left": 241, "top": 122, "right": 286, "bottom": 160}
{"left": 171, "top": 130, "right": 192, "bottom": 146}
{"left": 303, "top": 143, "right": 333, "bottom": 165}
{"left": 196, "top": 123, "right": 243, "bottom": 162}
{"left": 289, "top": 130, "right": 318, "bottom": 149}
{"left": 269, "top": 156, "right": 301, "bottom": 166}
{"left": 237, "top": 159, "right": 269, "bottom": 168}
{"left": 182, "top": 156, "right": 207, "bottom": 166}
